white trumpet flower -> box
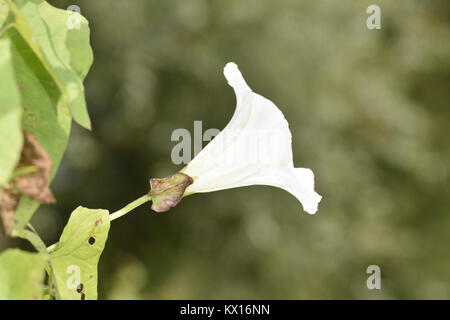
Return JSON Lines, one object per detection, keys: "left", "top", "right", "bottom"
{"left": 175, "top": 62, "right": 322, "bottom": 214}
{"left": 111, "top": 63, "right": 323, "bottom": 219}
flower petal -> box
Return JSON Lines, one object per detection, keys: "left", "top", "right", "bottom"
{"left": 183, "top": 63, "right": 254, "bottom": 176}
{"left": 183, "top": 62, "right": 321, "bottom": 214}
{"left": 184, "top": 62, "right": 293, "bottom": 175}
{"left": 240, "top": 167, "right": 322, "bottom": 215}
{"left": 186, "top": 165, "right": 321, "bottom": 214}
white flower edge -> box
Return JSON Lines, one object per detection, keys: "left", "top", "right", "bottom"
{"left": 181, "top": 62, "right": 322, "bottom": 214}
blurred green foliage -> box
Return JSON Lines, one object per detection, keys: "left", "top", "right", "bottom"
{"left": 2, "top": 0, "right": 449, "bottom": 299}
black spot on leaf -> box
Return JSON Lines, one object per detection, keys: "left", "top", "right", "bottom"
{"left": 88, "top": 236, "right": 95, "bottom": 245}
{"left": 76, "top": 283, "right": 83, "bottom": 293}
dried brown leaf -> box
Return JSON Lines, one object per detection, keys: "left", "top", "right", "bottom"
{"left": 14, "top": 131, "right": 55, "bottom": 203}
{"left": 1, "top": 131, "right": 55, "bottom": 235}
{"left": 0, "top": 191, "right": 19, "bottom": 235}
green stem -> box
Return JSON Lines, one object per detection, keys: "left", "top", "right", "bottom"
{"left": 13, "top": 223, "right": 48, "bottom": 254}
{"left": 0, "top": 23, "right": 14, "bottom": 38}
{"left": 46, "top": 194, "right": 152, "bottom": 253}
{"left": 109, "top": 194, "right": 152, "bottom": 221}
{"left": 10, "top": 165, "right": 37, "bottom": 180}
{"left": 47, "top": 243, "right": 56, "bottom": 253}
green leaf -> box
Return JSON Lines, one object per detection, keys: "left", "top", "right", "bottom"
{"left": 0, "top": 1, "right": 8, "bottom": 27}
{"left": 0, "top": 38, "right": 23, "bottom": 188}
{"left": 13, "top": 226, "right": 48, "bottom": 255}
{"left": 5, "top": 24, "right": 71, "bottom": 232}
{"left": 5, "top": 0, "right": 93, "bottom": 129}
{"left": 0, "top": 249, "right": 47, "bottom": 299}
{"left": 50, "top": 207, "right": 110, "bottom": 300}
{"left": 0, "top": 0, "right": 94, "bottom": 232}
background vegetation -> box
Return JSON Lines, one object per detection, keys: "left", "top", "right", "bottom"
{"left": 2, "top": 0, "right": 449, "bottom": 299}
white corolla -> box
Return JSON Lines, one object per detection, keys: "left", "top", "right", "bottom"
{"left": 175, "top": 62, "right": 322, "bottom": 214}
